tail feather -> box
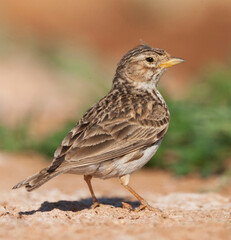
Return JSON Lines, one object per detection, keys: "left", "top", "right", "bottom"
{"left": 12, "top": 168, "right": 63, "bottom": 192}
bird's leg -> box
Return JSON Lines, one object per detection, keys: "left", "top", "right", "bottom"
{"left": 120, "top": 175, "right": 161, "bottom": 212}
{"left": 84, "top": 175, "right": 100, "bottom": 208}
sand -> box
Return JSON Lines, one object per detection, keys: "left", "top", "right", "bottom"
{"left": 0, "top": 152, "right": 230, "bottom": 240}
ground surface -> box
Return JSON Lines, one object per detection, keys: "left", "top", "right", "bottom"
{"left": 0, "top": 152, "right": 230, "bottom": 240}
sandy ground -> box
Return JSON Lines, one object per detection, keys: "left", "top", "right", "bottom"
{"left": 0, "top": 152, "right": 230, "bottom": 240}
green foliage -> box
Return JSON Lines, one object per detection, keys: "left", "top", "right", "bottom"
{"left": 0, "top": 123, "right": 31, "bottom": 152}
{"left": 0, "top": 121, "right": 76, "bottom": 159}
{"left": 32, "top": 121, "right": 76, "bottom": 158}
{"left": 147, "top": 65, "right": 231, "bottom": 176}
{"left": 190, "top": 68, "right": 231, "bottom": 106}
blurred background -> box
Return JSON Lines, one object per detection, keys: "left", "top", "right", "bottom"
{"left": 0, "top": 0, "right": 231, "bottom": 177}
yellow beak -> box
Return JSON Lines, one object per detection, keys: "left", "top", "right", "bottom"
{"left": 159, "top": 57, "right": 185, "bottom": 68}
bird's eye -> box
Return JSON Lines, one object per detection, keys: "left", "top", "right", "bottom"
{"left": 146, "top": 57, "right": 154, "bottom": 63}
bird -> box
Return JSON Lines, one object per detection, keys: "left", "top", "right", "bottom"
{"left": 13, "top": 44, "right": 184, "bottom": 211}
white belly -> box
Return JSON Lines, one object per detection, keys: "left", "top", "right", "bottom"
{"left": 68, "top": 140, "right": 163, "bottom": 178}
{"left": 94, "top": 139, "right": 162, "bottom": 178}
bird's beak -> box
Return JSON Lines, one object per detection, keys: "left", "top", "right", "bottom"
{"left": 159, "top": 57, "right": 185, "bottom": 68}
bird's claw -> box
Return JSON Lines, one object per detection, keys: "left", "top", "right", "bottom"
{"left": 135, "top": 200, "right": 162, "bottom": 213}
{"left": 91, "top": 201, "right": 101, "bottom": 209}
{"left": 121, "top": 201, "right": 133, "bottom": 210}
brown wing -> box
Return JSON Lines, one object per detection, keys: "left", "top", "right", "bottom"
{"left": 48, "top": 90, "right": 170, "bottom": 173}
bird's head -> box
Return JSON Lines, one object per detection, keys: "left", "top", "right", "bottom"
{"left": 114, "top": 44, "right": 184, "bottom": 89}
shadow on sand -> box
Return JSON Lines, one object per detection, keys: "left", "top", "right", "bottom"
{"left": 19, "top": 198, "right": 140, "bottom": 215}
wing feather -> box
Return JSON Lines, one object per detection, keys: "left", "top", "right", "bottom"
{"left": 48, "top": 90, "right": 170, "bottom": 172}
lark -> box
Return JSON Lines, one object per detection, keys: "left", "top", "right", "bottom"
{"left": 13, "top": 44, "right": 184, "bottom": 211}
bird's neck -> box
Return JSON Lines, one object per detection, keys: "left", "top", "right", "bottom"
{"left": 113, "top": 68, "right": 165, "bottom": 90}
{"left": 113, "top": 76, "right": 165, "bottom": 103}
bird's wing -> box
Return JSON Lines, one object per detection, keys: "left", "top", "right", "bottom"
{"left": 47, "top": 95, "right": 169, "bottom": 172}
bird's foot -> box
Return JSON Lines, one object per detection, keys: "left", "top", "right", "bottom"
{"left": 90, "top": 201, "right": 101, "bottom": 209}
{"left": 135, "top": 200, "right": 162, "bottom": 213}
{"left": 121, "top": 201, "right": 133, "bottom": 210}
{"left": 91, "top": 201, "right": 115, "bottom": 209}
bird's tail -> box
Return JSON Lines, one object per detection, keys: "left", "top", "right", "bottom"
{"left": 12, "top": 168, "right": 63, "bottom": 192}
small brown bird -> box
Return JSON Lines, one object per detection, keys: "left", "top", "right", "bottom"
{"left": 13, "top": 44, "right": 184, "bottom": 211}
